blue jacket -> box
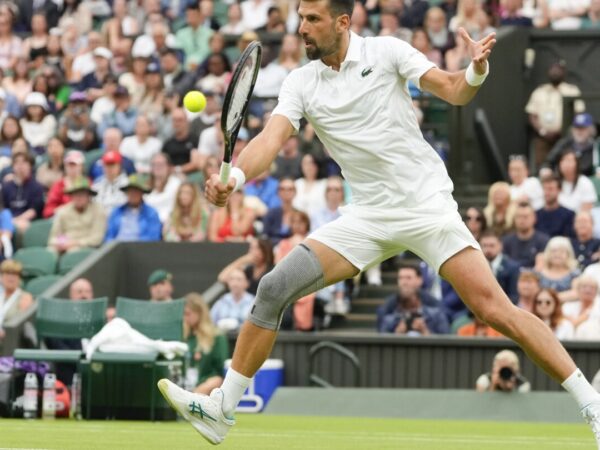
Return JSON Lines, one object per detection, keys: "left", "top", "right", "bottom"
{"left": 105, "top": 202, "right": 162, "bottom": 242}
{"left": 2, "top": 178, "right": 45, "bottom": 218}
{"left": 244, "top": 177, "right": 281, "bottom": 210}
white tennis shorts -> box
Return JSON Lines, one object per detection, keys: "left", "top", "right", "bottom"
{"left": 308, "top": 204, "right": 480, "bottom": 274}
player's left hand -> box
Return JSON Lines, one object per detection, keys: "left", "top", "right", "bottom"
{"left": 458, "top": 27, "right": 496, "bottom": 75}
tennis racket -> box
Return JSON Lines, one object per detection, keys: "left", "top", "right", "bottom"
{"left": 219, "top": 41, "right": 262, "bottom": 185}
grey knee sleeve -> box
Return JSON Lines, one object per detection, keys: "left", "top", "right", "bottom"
{"left": 249, "top": 243, "right": 325, "bottom": 330}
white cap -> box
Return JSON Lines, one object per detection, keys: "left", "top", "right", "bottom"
{"left": 131, "top": 35, "right": 155, "bottom": 58}
{"left": 93, "top": 47, "right": 113, "bottom": 60}
{"left": 24, "top": 92, "right": 49, "bottom": 111}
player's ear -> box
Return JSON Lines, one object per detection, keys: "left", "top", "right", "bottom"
{"left": 335, "top": 13, "right": 351, "bottom": 33}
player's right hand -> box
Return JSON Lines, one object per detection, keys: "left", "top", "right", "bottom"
{"left": 205, "top": 174, "right": 235, "bottom": 207}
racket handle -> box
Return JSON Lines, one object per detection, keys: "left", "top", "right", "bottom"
{"left": 220, "top": 161, "right": 232, "bottom": 185}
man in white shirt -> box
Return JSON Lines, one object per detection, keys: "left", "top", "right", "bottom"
{"left": 159, "top": 1, "right": 600, "bottom": 445}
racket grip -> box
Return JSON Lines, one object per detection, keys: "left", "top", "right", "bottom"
{"left": 220, "top": 161, "right": 232, "bottom": 185}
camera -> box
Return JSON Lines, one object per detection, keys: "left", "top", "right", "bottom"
{"left": 498, "top": 366, "right": 514, "bottom": 381}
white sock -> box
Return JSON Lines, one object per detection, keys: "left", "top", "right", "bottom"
{"left": 220, "top": 368, "right": 251, "bottom": 417}
{"left": 562, "top": 368, "right": 600, "bottom": 409}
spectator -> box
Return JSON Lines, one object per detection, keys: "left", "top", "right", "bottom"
{"left": 138, "top": 62, "right": 165, "bottom": 123}
{"left": 20, "top": 92, "right": 57, "bottom": 151}
{"left": 57, "top": 91, "right": 97, "bottom": 151}
{"left": 483, "top": 181, "right": 516, "bottom": 236}
{"left": 256, "top": 6, "right": 286, "bottom": 33}
{"left": 0, "top": 195, "right": 13, "bottom": 261}
{"left": 582, "top": 0, "right": 600, "bottom": 28}
{"left": 97, "top": 85, "right": 138, "bottom": 139}
{"left": 244, "top": 169, "right": 281, "bottom": 211}
{"left": 480, "top": 230, "right": 520, "bottom": 302}
{"left": 449, "top": 0, "right": 484, "bottom": 38}
{"left": 211, "top": 268, "right": 254, "bottom": 331}
{"left": 220, "top": 3, "right": 246, "bottom": 35}
{"left": 69, "top": 30, "right": 102, "bottom": 84}
{"left": 36, "top": 137, "right": 65, "bottom": 190}
{"left": 516, "top": 270, "right": 541, "bottom": 312}
{"left": 293, "top": 154, "right": 326, "bottom": 217}
{"left": 0, "top": 115, "right": 23, "bottom": 162}
{"left": 79, "top": 47, "right": 113, "bottom": 102}
{"left": 182, "top": 292, "right": 228, "bottom": 394}
{"left": 162, "top": 108, "right": 199, "bottom": 175}
{"left": 547, "top": 113, "right": 597, "bottom": 176}
{"left": 508, "top": 154, "right": 543, "bottom": 209}
{"left": 378, "top": 265, "right": 449, "bottom": 335}
{"left": 217, "top": 237, "right": 274, "bottom": 296}
{"left": 196, "top": 53, "right": 231, "bottom": 95}
{"left": 563, "top": 275, "right": 600, "bottom": 331}
{"left": 189, "top": 90, "right": 221, "bottom": 141}
{"left": 502, "top": 203, "right": 549, "bottom": 269}
{"left": 463, "top": 206, "right": 487, "bottom": 241}
{"left": 572, "top": 211, "right": 600, "bottom": 269}
{"left": 500, "top": 0, "right": 533, "bottom": 26}
{"left": 105, "top": 174, "right": 162, "bottom": 242}
{"left": 536, "top": 236, "right": 580, "bottom": 301}
{"left": 89, "top": 128, "right": 136, "bottom": 180}
{"left": 119, "top": 54, "right": 149, "bottom": 108}
{"left": 0, "top": 11, "right": 22, "bottom": 72}
{"left": 241, "top": 0, "right": 273, "bottom": 31}
{"left": 424, "top": 7, "right": 454, "bottom": 55}
{"left": 457, "top": 311, "right": 504, "bottom": 337}
{"left": 476, "top": 350, "right": 531, "bottom": 392}
{"left": 2, "top": 56, "right": 32, "bottom": 104}
{"left": 48, "top": 177, "right": 107, "bottom": 253}
{"left": 36, "top": 64, "right": 71, "bottom": 113}
{"left": 176, "top": 2, "right": 214, "bottom": 71}
{"left": 159, "top": 48, "right": 195, "bottom": 99}
{"left": 536, "top": 175, "right": 575, "bottom": 238}
{"left": 197, "top": 113, "right": 225, "bottom": 168}
{"left": 101, "top": 0, "right": 139, "bottom": 53}
{"left": 557, "top": 150, "right": 597, "bottom": 212}
{"left": 89, "top": 73, "right": 118, "bottom": 126}
{"left": 119, "top": 115, "right": 162, "bottom": 174}
{"left": 148, "top": 269, "right": 174, "bottom": 302}
{"left": 378, "top": 8, "right": 412, "bottom": 42}
{"left": 43, "top": 150, "right": 86, "bottom": 218}
{"left": 69, "top": 277, "right": 94, "bottom": 300}
{"left": 2, "top": 153, "right": 44, "bottom": 232}
{"left": 544, "top": 0, "right": 590, "bottom": 29}
{"left": 163, "top": 182, "right": 209, "bottom": 242}
{"left": 351, "top": 1, "right": 375, "bottom": 37}
{"left": 311, "top": 176, "right": 345, "bottom": 232}
{"left": 533, "top": 288, "right": 574, "bottom": 340}
{"left": 92, "top": 150, "right": 128, "bottom": 214}
{"left": 411, "top": 28, "right": 443, "bottom": 67}
{"left": 208, "top": 190, "right": 255, "bottom": 242}
{"left": 145, "top": 153, "right": 182, "bottom": 223}
{"left": 272, "top": 136, "right": 302, "bottom": 180}
{"left": 0, "top": 260, "right": 33, "bottom": 342}
{"left": 57, "top": 0, "right": 93, "bottom": 35}
{"left": 254, "top": 34, "right": 303, "bottom": 98}
{"left": 526, "top": 62, "right": 584, "bottom": 168}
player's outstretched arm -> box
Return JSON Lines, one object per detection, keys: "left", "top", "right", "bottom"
{"left": 205, "top": 115, "right": 294, "bottom": 207}
{"left": 420, "top": 28, "right": 496, "bottom": 106}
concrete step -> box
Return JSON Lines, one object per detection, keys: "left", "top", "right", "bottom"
{"left": 351, "top": 298, "right": 385, "bottom": 314}
{"left": 357, "top": 284, "right": 397, "bottom": 298}
{"left": 331, "top": 313, "right": 377, "bottom": 330}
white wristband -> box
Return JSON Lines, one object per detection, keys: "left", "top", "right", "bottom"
{"left": 465, "top": 61, "right": 489, "bottom": 87}
{"left": 230, "top": 167, "right": 246, "bottom": 192}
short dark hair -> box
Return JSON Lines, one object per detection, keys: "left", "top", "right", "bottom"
{"left": 541, "top": 173, "right": 561, "bottom": 188}
{"left": 479, "top": 229, "right": 501, "bottom": 241}
{"left": 398, "top": 264, "right": 421, "bottom": 277}
{"left": 305, "top": 0, "right": 354, "bottom": 17}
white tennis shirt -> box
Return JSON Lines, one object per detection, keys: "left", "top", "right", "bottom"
{"left": 272, "top": 32, "right": 457, "bottom": 215}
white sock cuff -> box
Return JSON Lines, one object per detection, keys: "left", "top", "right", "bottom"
{"left": 562, "top": 368, "right": 599, "bottom": 409}
{"left": 225, "top": 368, "right": 252, "bottom": 387}
{"left": 562, "top": 368, "right": 585, "bottom": 388}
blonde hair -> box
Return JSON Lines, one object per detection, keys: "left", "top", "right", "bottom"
{"left": 171, "top": 182, "right": 207, "bottom": 237}
{"left": 494, "top": 349, "right": 520, "bottom": 371}
{"left": 183, "top": 292, "right": 218, "bottom": 353}
{"left": 543, "top": 236, "right": 577, "bottom": 271}
{"left": 0, "top": 259, "right": 22, "bottom": 275}
{"left": 483, "top": 181, "right": 516, "bottom": 232}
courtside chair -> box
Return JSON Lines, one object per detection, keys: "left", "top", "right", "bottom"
{"left": 22, "top": 219, "right": 53, "bottom": 248}
{"left": 58, "top": 248, "right": 95, "bottom": 275}
{"left": 11, "top": 297, "right": 108, "bottom": 415}
{"left": 13, "top": 248, "right": 58, "bottom": 281}
{"left": 25, "top": 274, "right": 62, "bottom": 297}
{"left": 86, "top": 297, "right": 185, "bottom": 420}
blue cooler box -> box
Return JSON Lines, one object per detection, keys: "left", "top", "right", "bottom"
{"left": 224, "top": 359, "right": 283, "bottom": 412}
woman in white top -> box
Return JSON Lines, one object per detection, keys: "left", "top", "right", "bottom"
{"left": 557, "top": 151, "right": 597, "bottom": 212}
{"left": 507, "top": 154, "right": 544, "bottom": 210}
{"left": 145, "top": 153, "right": 181, "bottom": 223}
{"left": 220, "top": 3, "right": 247, "bottom": 35}
{"left": 119, "top": 115, "right": 162, "bottom": 174}
{"left": 0, "top": 260, "right": 33, "bottom": 341}
{"left": 19, "top": 92, "right": 56, "bottom": 150}
{"left": 533, "top": 288, "right": 574, "bottom": 340}
{"left": 293, "top": 154, "right": 327, "bottom": 217}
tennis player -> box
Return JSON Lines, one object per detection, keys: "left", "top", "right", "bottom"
{"left": 159, "top": 0, "right": 600, "bottom": 445}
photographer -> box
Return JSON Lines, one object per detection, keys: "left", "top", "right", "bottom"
{"left": 57, "top": 91, "right": 97, "bottom": 151}
{"left": 476, "top": 350, "right": 531, "bottom": 393}
{"left": 377, "top": 265, "right": 449, "bottom": 336}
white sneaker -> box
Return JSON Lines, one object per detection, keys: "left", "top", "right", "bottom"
{"left": 581, "top": 400, "right": 600, "bottom": 449}
{"left": 157, "top": 379, "right": 235, "bottom": 445}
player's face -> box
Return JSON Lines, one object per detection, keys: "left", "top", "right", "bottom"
{"left": 298, "top": 1, "right": 343, "bottom": 60}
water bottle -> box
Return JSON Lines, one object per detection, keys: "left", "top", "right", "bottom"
{"left": 23, "top": 372, "right": 38, "bottom": 419}
{"left": 42, "top": 373, "right": 56, "bottom": 420}
{"left": 70, "top": 373, "right": 82, "bottom": 420}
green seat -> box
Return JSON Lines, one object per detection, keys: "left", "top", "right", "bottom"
{"left": 25, "top": 274, "right": 62, "bottom": 297}
{"left": 185, "top": 171, "right": 204, "bottom": 187}
{"left": 58, "top": 248, "right": 95, "bottom": 275}
{"left": 13, "top": 247, "right": 58, "bottom": 280}
{"left": 115, "top": 297, "right": 185, "bottom": 341}
{"left": 451, "top": 315, "right": 474, "bottom": 334}
{"left": 22, "top": 219, "right": 53, "bottom": 248}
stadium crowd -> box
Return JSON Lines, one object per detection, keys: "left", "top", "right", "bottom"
{"left": 0, "top": 0, "right": 599, "bottom": 346}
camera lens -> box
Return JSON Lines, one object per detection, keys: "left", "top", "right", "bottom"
{"left": 499, "top": 367, "right": 514, "bottom": 381}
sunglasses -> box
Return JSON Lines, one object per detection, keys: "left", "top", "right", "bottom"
{"left": 535, "top": 299, "right": 553, "bottom": 306}
{"left": 463, "top": 214, "right": 483, "bottom": 222}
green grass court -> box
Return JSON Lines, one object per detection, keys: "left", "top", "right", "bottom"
{"left": 0, "top": 416, "right": 593, "bottom": 449}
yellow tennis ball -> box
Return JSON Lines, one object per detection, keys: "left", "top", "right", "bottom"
{"left": 183, "top": 91, "right": 207, "bottom": 113}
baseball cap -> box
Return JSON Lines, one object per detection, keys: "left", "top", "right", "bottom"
{"left": 69, "top": 91, "right": 88, "bottom": 103}
{"left": 93, "top": 47, "right": 113, "bottom": 60}
{"left": 102, "top": 150, "right": 122, "bottom": 165}
{"left": 147, "top": 269, "right": 173, "bottom": 286}
{"left": 146, "top": 62, "right": 161, "bottom": 74}
{"left": 114, "top": 85, "right": 129, "bottom": 97}
{"left": 573, "top": 113, "right": 594, "bottom": 128}
{"left": 24, "top": 92, "right": 49, "bottom": 111}
{"left": 64, "top": 150, "right": 85, "bottom": 165}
